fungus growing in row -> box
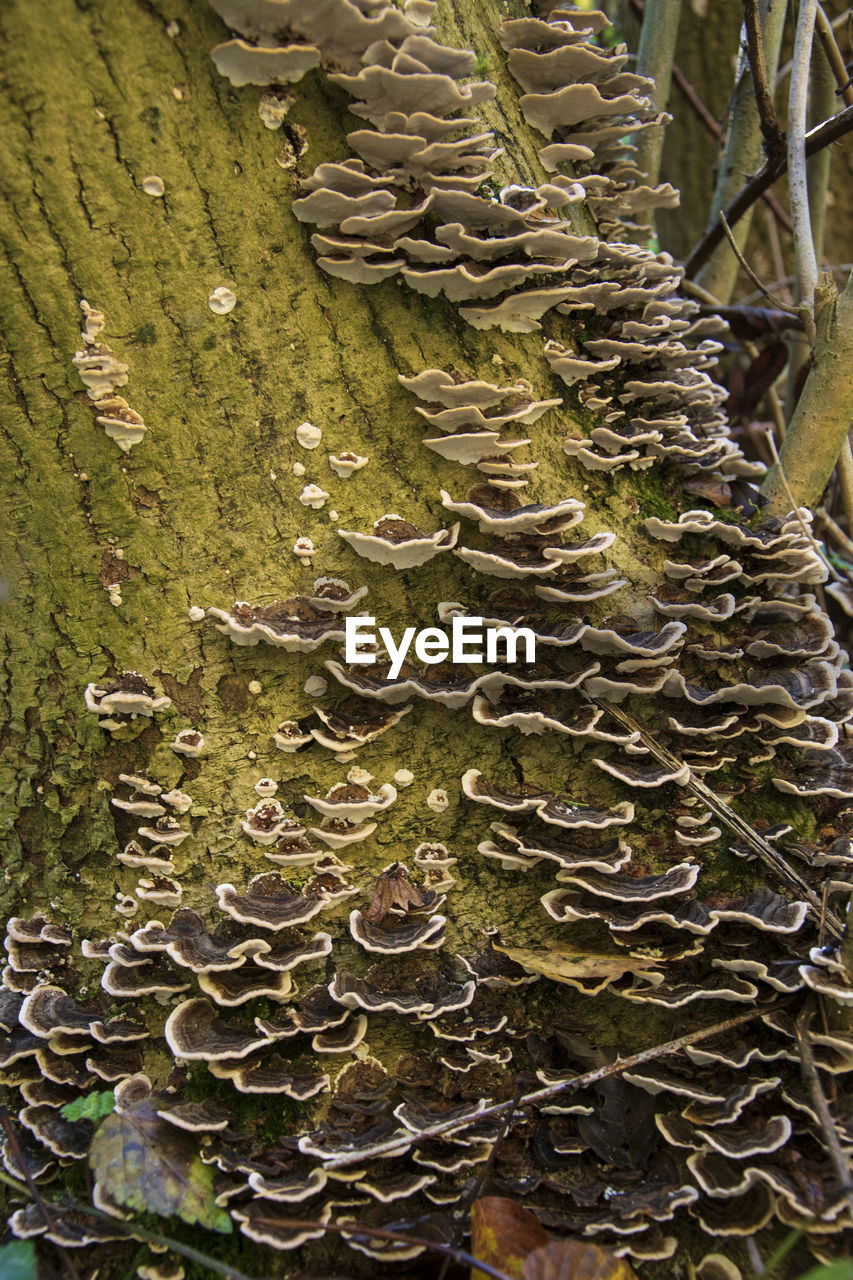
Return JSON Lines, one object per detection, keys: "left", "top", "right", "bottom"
{"left": 170, "top": 730, "right": 204, "bottom": 757}
{"left": 338, "top": 515, "right": 460, "bottom": 569}
{"left": 84, "top": 673, "right": 171, "bottom": 727}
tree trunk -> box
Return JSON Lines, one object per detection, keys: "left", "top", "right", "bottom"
{"left": 1, "top": 2, "right": 850, "bottom": 1277}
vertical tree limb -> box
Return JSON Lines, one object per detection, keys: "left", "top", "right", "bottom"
{"left": 761, "top": 270, "right": 853, "bottom": 514}
{"left": 789, "top": 0, "right": 820, "bottom": 314}
{"left": 815, "top": 2, "right": 853, "bottom": 109}
{"left": 696, "top": 0, "right": 787, "bottom": 302}
{"left": 742, "top": 0, "right": 786, "bottom": 152}
{"left": 633, "top": 0, "right": 683, "bottom": 191}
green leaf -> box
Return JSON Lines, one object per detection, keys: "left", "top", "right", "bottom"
{"left": 798, "top": 1264, "right": 853, "bottom": 1280}
{"left": 61, "top": 1089, "right": 115, "bottom": 1122}
{"left": 0, "top": 1239, "right": 38, "bottom": 1280}
{"left": 89, "top": 1094, "right": 232, "bottom": 1234}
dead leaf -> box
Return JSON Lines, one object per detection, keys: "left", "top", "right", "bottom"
{"left": 471, "top": 1197, "right": 550, "bottom": 1280}
{"left": 494, "top": 943, "right": 662, "bottom": 993}
{"left": 89, "top": 1077, "right": 231, "bottom": 1233}
{"left": 363, "top": 862, "right": 436, "bottom": 923}
{"left": 522, "top": 1239, "right": 639, "bottom": 1280}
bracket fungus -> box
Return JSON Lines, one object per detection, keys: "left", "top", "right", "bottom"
{"left": 7, "top": 1, "right": 853, "bottom": 1273}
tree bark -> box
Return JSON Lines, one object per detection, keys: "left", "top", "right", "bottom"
{"left": 0, "top": 2, "right": 850, "bottom": 1277}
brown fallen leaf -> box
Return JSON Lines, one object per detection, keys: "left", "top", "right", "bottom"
{"left": 471, "top": 1196, "right": 550, "bottom": 1280}
{"left": 522, "top": 1239, "right": 639, "bottom": 1280}
{"left": 494, "top": 943, "right": 662, "bottom": 993}
{"left": 363, "top": 862, "right": 436, "bottom": 923}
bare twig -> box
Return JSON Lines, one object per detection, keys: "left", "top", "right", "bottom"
{"left": 685, "top": 105, "right": 853, "bottom": 277}
{"left": 835, "top": 440, "right": 853, "bottom": 535}
{"left": 60, "top": 1197, "right": 262, "bottom": 1280}
{"left": 0, "top": 1105, "right": 82, "bottom": 1280}
{"left": 718, "top": 211, "right": 802, "bottom": 314}
{"left": 742, "top": 0, "right": 785, "bottom": 154}
{"left": 696, "top": 0, "right": 788, "bottom": 301}
{"left": 322, "top": 1007, "right": 772, "bottom": 1168}
{"left": 788, "top": 0, "right": 820, "bottom": 317}
{"left": 794, "top": 1011, "right": 853, "bottom": 1215}
{"left": 816, "top": 3, "right": 853, "bottom": 109}
{"left": 817, "top": 503, "right": 853, "bottom": 562}
{"left": 776, "top": 10, "right": 850, "bottom": 84}
{"left": 625, "top": 0, "right": 792, "bottom": 234}
{"left": 740, "top": 263, "right": 853, "bottom": 303}
{"left": 437, "top": 1074, "right": 527, "bottom": 1280}
{"left": 251, "top": 1217, "right": 517, "bottom": 1280}
{"left": 762, "top": 269, "right": 853, "bottom": 515}
{"left": 591, "top": 701, "right": 844, "bottom": 937}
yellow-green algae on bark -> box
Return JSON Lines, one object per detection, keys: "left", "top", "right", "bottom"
{"left": 0, "top": 1, "right": 847, "bottom": 1276}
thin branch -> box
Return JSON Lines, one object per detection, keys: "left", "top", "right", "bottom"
{"left": 61, "top": 1198, "right": 262, "bottom": 1280}
{"left": 742, "top": 0, "right": 785, "bottom": 154}
{"left": 436, "top": 1073, "right": 527, "bottom": 1280}
{"left": 740, "top": 263, "right": 853, "bottom": 303}
{"left": 794, "top": 1011, "right": 853, "bottom": 1216}
{"left": 776, "top": 10, "right": 850, "bottom": 84}
{"left": 816, "top": 3, "right": 853, "bottom": 109}
{"left": 789, "top": 0, "right": 820, "bottom": 313}
{"left": 761, "top": 269, "right": 853, "bottom": 515}
{"left": 250, "top": 1218, "right": 517, "bottom": 1280}
{"left": 718, "top": 211, "right": 802, "bottom": 314}
{"left": 685, "top": 105, "right": 853, "bottom": 277}
{"left": 625, "top": 0, "right": 792, "bottom": 233}
{"left": 835, "top": 440, "right": 853, "bottom": 536}
{"left": 591, "top": 700, "right": 844, "bottom": 937}
{"left": 0, "top": 1105, "right": 81, "bottom": 1280}
{"left": 322, "top": 1007, "right": 771, "bottom": 1169}
{"left": 817, "top": 504, "right": 853, "bottom": 562}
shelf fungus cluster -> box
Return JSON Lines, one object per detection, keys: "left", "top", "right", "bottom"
{"left": 72, "top": 300, "right": 148, "bottom": 453}
{"left": 7, "top": 2, "right": 853, "bottom": 1277}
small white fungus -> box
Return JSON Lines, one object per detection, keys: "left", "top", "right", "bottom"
{"left": 299, "top": 484, "right": 329, "bottom": 509}
{"left": 296, "top": 421, "right": 322, "bottom": 450}
{"left": 187, "top": 605, "right": 205, "bottom": 622}
{"left": 141, "top": 175, "right": 165, "bottom": 197}
{"left": 304, "top": 674, "right": 328, "bottom": 697}
{"left": 292, "top": 461, "right": 306, "bottom": 477}
{"left": 393, "top": 768, "right": 414, "bottom": 788}
{"left": 427, "top": 788, "right": 449, "bottom": 814}
{"left": 248, "top": 680, "right": 262, "bottom": 695}
{"left": 208, "top": 286, "right": 236, "bottom": 315}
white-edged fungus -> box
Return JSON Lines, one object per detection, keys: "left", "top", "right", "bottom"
{"left": 303, "top": 675, "right": 328, "bottom": 697}
{"left": 394, "top": 768, "right": 414, "bottom": 787}
{"left": 208, "top": 286, "right": 236, "bottom": 315}
{"left": 338, "top": 515, "right": 460, "bottom": 570}
{"left": 293, "top": 536, "right": 316, "bottom": 566}
{"left": 170, "top": 729, "right": 204, "bottom": 757}
{"left": 258, "top": 90, "right": 296, "bottom": 129}
{"left": 141, "top": 175, "right": 165, "bottom": 197}
{"left": 426, "top": 788, "right": 449, "bottom": 813}
{"left": 296, "top": 421, "right": 322, "bottom": 449}
{"left": 187, "top": 605, "right": 205, "bottom": 622}
{"left": 329, "top": 451, "right": 369, "bottom": 478}
{"left": 299, "top": 484, "right": 330, "bottom": 509}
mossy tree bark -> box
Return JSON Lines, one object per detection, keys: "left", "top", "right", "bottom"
{"left": 0, "top": 2, "right": 847, "bottom": 1277}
